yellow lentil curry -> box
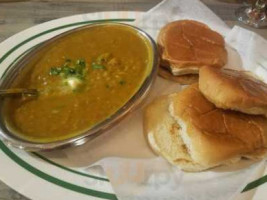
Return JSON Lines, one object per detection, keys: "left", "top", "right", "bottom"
{"left": 3, "top": 24, "right": 152, "bottom": 142}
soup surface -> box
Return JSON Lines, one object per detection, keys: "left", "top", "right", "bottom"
{"left": 4, "top": 24, "right": 151, "bottom": 142}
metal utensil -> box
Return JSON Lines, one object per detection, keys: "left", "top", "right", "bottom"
{"left": 0, "top": 88, "right": 38, "bottom": 97}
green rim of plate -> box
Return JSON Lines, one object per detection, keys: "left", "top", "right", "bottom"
{"left": 32, "top": 152, "right": 109, "bottom": 182}
{"left": 0, "top": 17, "right": 136, "bottom": 199}
{"left": 0, "top": 141, "right": 117, "bottom": 200}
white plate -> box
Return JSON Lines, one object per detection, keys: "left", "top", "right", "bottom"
{"left": 0, "top": 11, "right": 141, "bottom": 200}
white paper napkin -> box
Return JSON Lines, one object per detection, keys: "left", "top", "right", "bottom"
{"left": 225, "top": 26, "right": 267, "bottom": 82}
{"left": 85, "top": 0, "right": 267, "bottom": 199}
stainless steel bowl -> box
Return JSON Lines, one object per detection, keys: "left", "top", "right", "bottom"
{"left": 0, "top": 22, "right": 159, "bottom": 151}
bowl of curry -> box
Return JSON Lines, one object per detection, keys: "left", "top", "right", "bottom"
{"left": 0, "top": 23, "right": 159, "bottom": 151}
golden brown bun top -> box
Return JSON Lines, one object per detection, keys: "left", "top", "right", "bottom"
{"left": 199, "top": 66, "right": 267, "bottom": 115}
{"left": 158, "top": 20, "right": 227, "bottom": 69}
{"left": 170, "top": 84, "right": 267, "bottom": 165}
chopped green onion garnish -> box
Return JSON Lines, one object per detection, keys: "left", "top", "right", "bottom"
{"left": 92, "top": 63, "right": 106, "bottom": 70}
{"left": 49, "top": 67, "right": 61, "bottom": 75}
{"left": 49, "top": 58, "right": 87, "bottom": 80}
{"left": 76, "top": 59, "right": 86, "bottom": 67}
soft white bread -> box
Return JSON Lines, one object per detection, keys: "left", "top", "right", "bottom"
{"left": 143, "top": 84, "right": 267, "bottom": 172}
{"left": 158, "top": 66, "right": 198, "bottom": 85}
{"left": 143, "top": 96, "right": 207, "bottom": 171}
{"left": 169, "top": 84, "right": 267, "bottom": 170}
{"left": 199, "top": 66, "right": 267, "bottom": 117}
{"left": 158, "top": 20, "right": 227, "bottom": 76}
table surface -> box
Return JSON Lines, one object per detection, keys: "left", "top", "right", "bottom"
{"left": 0, "top": 0, "right": 267, "bottom": 199}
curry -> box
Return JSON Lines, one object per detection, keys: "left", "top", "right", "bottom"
{"left": 3, "top": 24, "right": 152, "bottom": 142}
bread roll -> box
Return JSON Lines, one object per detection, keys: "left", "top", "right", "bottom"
{"left": 144, "top": 84, "right": 267, "bottom": 171}
{"left": 170, "top": 84, "right": 267, "bottom": 170}
{"left": 158, "top": 20, "right": 227, "bottom": 76}
{"left": 199, "top": 66, "right": 267, "bottom": 117}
